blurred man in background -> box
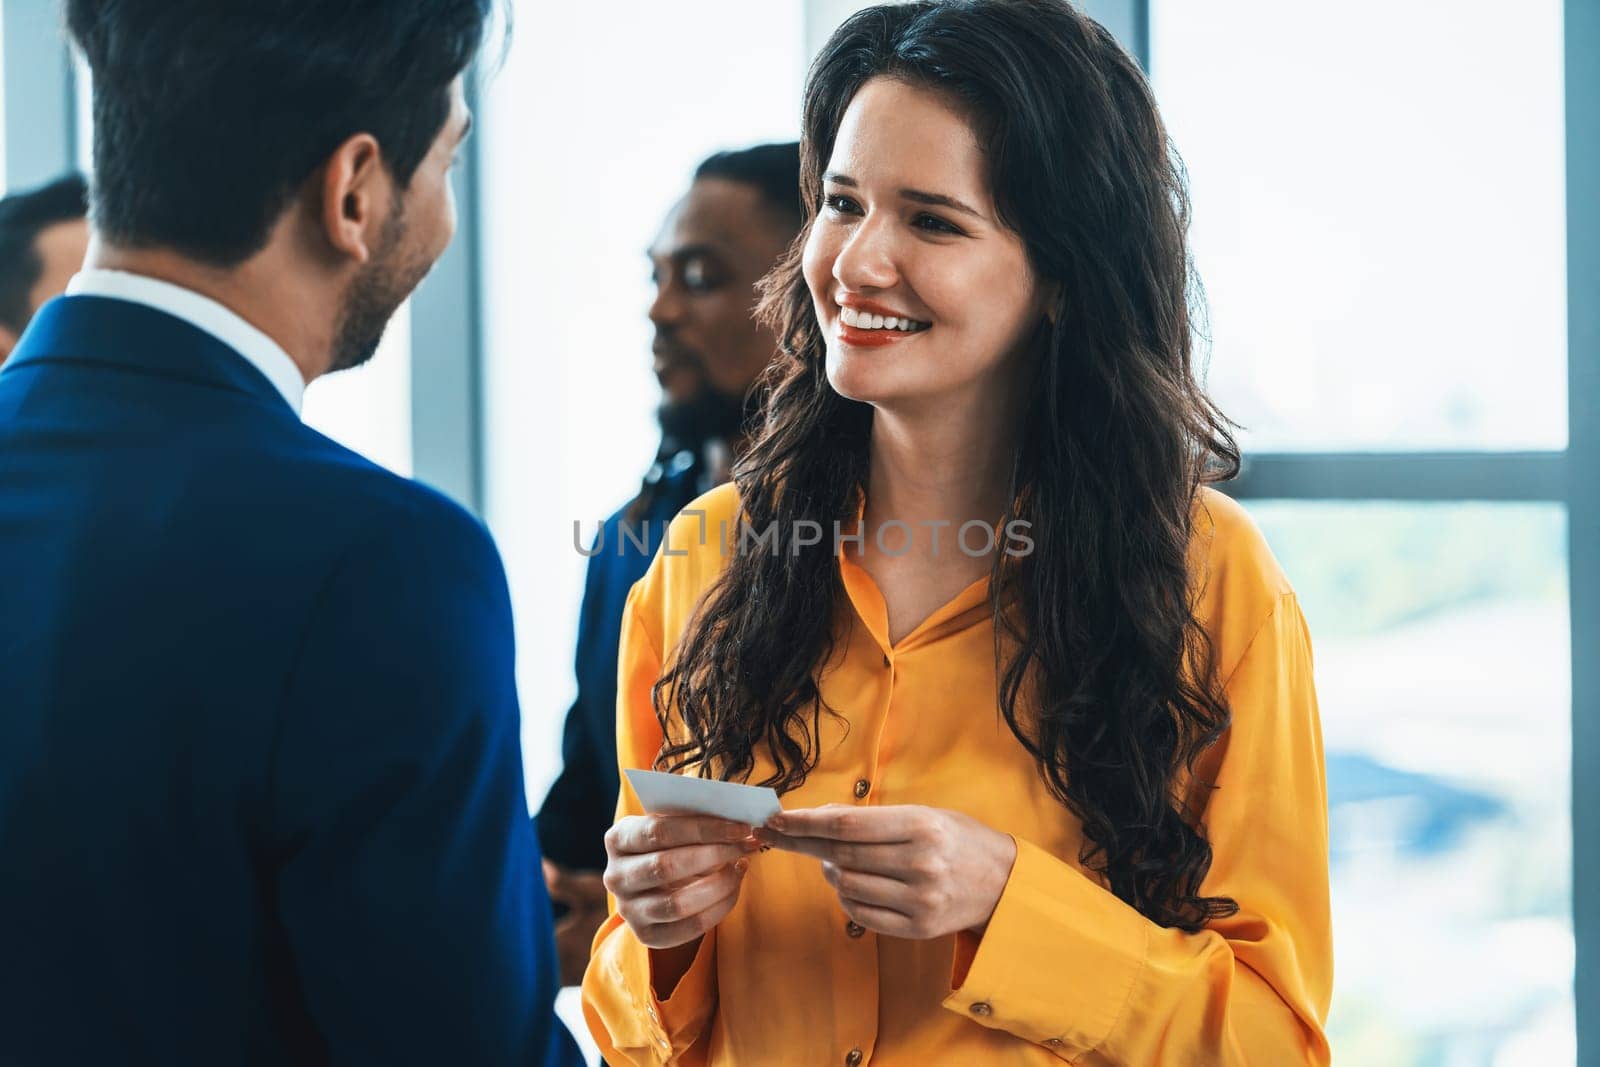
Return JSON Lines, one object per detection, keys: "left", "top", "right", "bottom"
{"left": 0, "top": 174, "right": 88, "bottom": 364}
{"left": 539, "top": 142, "right": 802, "bottom": 984}
{"left": 0, "top": 1, "right": 580, "bottom": 1063}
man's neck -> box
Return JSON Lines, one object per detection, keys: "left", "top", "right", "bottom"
{"left": 86, "top": 240, "right": 330, "bottom": 384}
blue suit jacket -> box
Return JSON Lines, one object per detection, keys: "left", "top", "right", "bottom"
{"left": 0, "top": 296, "right": 583, "bottom": 1066}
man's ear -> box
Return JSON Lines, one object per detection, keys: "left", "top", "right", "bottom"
{"left": 0, "top": 324, "right": 18, "bottom": 366}
{"left": 318, "top": 133, "right": 389, "bottom": 266}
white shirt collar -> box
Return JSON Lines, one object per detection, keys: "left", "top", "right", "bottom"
{"left": 65, "top": 268, "right": 306, "bottom": 415}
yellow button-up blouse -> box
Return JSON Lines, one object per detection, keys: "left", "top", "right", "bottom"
{"left": 582, "top": 482, "right": 1332, "bottom": 1065}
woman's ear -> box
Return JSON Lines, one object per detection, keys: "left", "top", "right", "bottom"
{"left": 1041, "top": 281, "right": 1062, "bottom": 325}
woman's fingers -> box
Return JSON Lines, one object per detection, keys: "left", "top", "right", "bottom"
{"left": 632, "top": 861, "right": 747, "bottom": 925}
{"left": 755, "top": 828, "right": 918, "bottom": 877}
{"left": 604, "top": 840, "right": 754, "bottom": 896}
{"left": 820, "top": 860, "right": 916, "bottom": 911}
{"left": 628, "top": 862, "right": 749, "bottom": 949}
{"left": 766, "top": 804, "right": 922, "bottom": 842}
{"left": 838, "top": 896, "right": 914, "bottom": 938}
{"left": 606, "top": 813, "right": 753, "bottom": 857}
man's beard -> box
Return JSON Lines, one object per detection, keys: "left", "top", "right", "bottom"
{"left": 656, "top": 384, "right": 754, "bottom": 455}
{"left": 329, "top": 202, "right": 427, "bottom": 374}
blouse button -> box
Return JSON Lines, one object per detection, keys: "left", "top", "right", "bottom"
{"left": 970, "top": 1001, "right": 993, "bottom": 1017}
{"left": 1045, "top": 1037, "right": 1064, "bottom": 1047}
{"left": 853, "top": 778, "right": 871, "bottom": 799}
{"left": 845, "top": 1049, "right": 864, "bottom": 1066}
{"left": 845, "top": 920, "right": 866, "bottom": 938}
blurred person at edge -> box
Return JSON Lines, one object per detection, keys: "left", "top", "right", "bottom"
{"left": 581, "top": 1, "right": 1331, "bottom": 1064}
{"left": 0, "top": 1, "right": 582, "bottom": 1063}
{"left": 538, "top": 142, "right": 802, "bottom": 987}
{"left": 0, "top": 174, "right": 89, "bottom": 364}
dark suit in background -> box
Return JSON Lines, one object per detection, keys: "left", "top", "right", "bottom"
{"left": 0, "top": 295, "right": 582, "bottom": 1065}
{"left": 536, "top": 464, "right": 702, "bottom": 873}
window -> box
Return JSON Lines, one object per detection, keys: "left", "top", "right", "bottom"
{"left": 479, "top": 0, "right": 807, "bottom": 800}
{"left": 1154, "top": 0, "right": 1566, "bottom": 453}
{"left": 1253, "top": 502, "right": 1572, "bottom": 1060}
{"left": 1151, "top": 0, "right": 1582, "bottom": 1059}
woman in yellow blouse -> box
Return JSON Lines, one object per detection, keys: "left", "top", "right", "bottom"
{"left": 583, "top": 1, "right": 1332, "bottom": 1063}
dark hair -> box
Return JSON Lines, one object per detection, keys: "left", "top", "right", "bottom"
{"left": 67, "top": 0, "right": 498, "bottom": 266}
{"left": 655, "top": 0, "right": 1243, "bottom": 932}
{"left": 694, "top": 142, "right": 804, "bottom": 228}
{"left": 0, "top": 174, "right": 89, "bottom": 331}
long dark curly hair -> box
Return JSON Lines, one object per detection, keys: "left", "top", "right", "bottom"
{"left": 653, "top": 0, "right": 1242, "bottom": 932}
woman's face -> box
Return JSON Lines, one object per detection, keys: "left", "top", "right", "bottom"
{"left": 802, "top": 76, "right": 1049, "bottom": 412}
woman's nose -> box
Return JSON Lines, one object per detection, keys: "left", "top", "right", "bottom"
{"left": 832, "top": 216, "right": 899, "bottom": 292}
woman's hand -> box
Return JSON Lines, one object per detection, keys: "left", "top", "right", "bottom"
{"left": 757, "top": 805, "right": 1017, "bottom": 940}
{"left": 603, "top": 814, "right": 759, "bottom": 950}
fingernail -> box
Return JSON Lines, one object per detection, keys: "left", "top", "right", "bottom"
{"left": 734, "top": 858, "right": 750, "bottom": 874}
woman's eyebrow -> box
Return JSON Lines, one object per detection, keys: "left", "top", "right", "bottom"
{"left": 822, "top": 172, "right": 984, "bottom": 220}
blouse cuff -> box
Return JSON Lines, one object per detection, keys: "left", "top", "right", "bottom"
{"left": 649, "top": 932, "right": 718, "bottom": 1046}
{"left": 588, "top": 919, "right": 717, "bottom": 1063}
{"left": 943, "top": 836, "right": 1149, "bottom": 1057}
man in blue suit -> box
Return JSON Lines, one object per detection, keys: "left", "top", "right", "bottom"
{"left": 0, "top": 1, "right": 582, "bottom": 1063}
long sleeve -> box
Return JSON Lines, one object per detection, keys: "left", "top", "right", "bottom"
{"left": 945, "top": 592, "right": 1332, "bottom": 1065}
{"left": 582, "top": 585, "right": 720, "bottom": 1066}
{"left": 272, "top": 500, "right": 583, "bottom": 1066}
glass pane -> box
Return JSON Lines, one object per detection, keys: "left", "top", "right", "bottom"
{"left": 1240, "top": 499, "right": 1572, "bottom": 1063}
{"left": 301, "top": 302, "right": 413, "bottom": 477}
{"left": 0, "top": 2, "right": 8, "bottom": 192}
{"left": 1151, "top": 2, "right": 1567, "bottom": 451}
{"left": 479, "top": 0, "right": 804, "bottom": 795}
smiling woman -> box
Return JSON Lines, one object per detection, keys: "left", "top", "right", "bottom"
{"left": 581, "top": 2, "right": 1332, "bottom": 1064}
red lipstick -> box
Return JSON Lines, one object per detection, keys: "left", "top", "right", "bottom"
{"left": 833, "top": 294, "right": 928, "bottom": 349}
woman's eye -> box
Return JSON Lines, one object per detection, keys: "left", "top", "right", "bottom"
{"left": 823, "top": 194, "right": 861, "bottom": 215}
{"left": 915, "top": 213, "right": 961, "bottom": 235}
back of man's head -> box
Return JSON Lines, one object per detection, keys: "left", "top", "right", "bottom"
{"left": 0, "top": 174, "right": 89, "bottom": 335}
{"left": 694, "top": 142, "right": 803, "bottom": 233}
{"left": 67, "top": 0, "right": 494, "bottom": 268}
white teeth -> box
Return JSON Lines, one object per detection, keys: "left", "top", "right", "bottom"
{"left": 838, "top": 305, "right": 928, "bottom": 332}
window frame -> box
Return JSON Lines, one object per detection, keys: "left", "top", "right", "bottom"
{"left": 1105, "top": 0, "right": 1596, "bottom": 1057}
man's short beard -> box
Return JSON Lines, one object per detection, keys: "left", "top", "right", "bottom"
{"left": 329, "top": 200, "right": 425, "bottom": 374}
{"left": 656, "top": 384, "right": 754, "bottom": 454}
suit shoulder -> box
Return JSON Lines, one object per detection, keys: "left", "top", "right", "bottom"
{"left": 279, "top": 424, "right": 501, "bottom": 573}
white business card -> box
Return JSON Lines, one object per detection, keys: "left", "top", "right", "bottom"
{"left": 624, "top": 768, "right": 783, "bottom": 827}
